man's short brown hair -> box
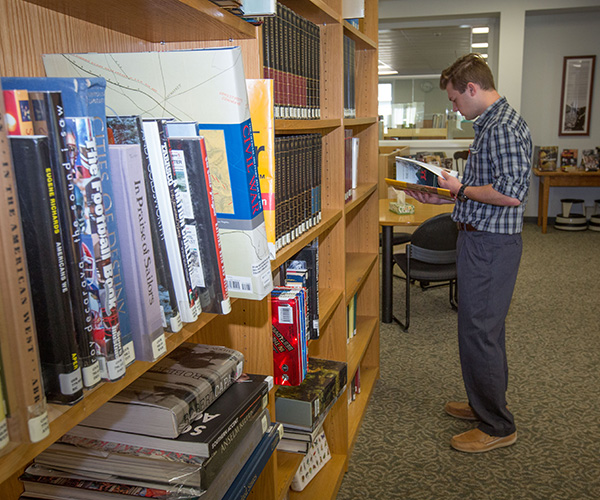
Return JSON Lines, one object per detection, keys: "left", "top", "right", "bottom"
{"left": 439, "top": 53, "right": 496, "bottom": 93}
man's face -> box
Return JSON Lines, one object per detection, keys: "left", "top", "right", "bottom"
{"left": 446, "top": 81, "right": 479, "bottom": 120}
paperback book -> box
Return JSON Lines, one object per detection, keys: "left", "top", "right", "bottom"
{"left": 43, "top": 47, "right": 274, "bottom": 302}
{"left": 391, "top": 156, "right": 459, "bottom": 201}
{"left": 79, "top": 343, "right": 245, "bottom": 438}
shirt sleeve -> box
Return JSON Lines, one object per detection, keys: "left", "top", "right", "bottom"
{"left": 488, "top": 123, "right": 531, "bottom": 202}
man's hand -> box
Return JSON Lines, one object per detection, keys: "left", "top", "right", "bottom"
{"left": 405, "top": 190, "right": 454, "bottom": 205}
{"left": 438, "top": 170, "right": 462, "bottom": 194}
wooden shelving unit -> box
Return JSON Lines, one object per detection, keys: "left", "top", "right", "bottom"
{"left": 0, "top": 0, "right": 379, "bottom": 498}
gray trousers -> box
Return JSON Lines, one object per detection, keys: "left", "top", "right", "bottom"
{"left": 456, "top": 230, "right": 522, "bottom": 437}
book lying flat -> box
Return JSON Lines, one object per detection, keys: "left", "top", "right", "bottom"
{"left": 79, "top": 343, "right": 244, "bottom": 438}
{"left": 389, "top": 156, "right": 459, "bottom": 201}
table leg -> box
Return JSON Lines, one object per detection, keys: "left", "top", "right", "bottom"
{"left": 537, "top": 176, "right": 543, "bottom": 227}
{"left": 541, "top": 177, "right": 550, "bottom": 234}
{"left": 381, "top": 226, "right": 393, "bottom": 323}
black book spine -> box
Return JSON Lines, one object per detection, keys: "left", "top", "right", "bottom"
{"left": 167, "top": 137, "right": 229, "bottom": 315}
{"left": 30, "top": 91, "right": 100, "bottom": 389}
{"left": 107, "top": 116, "right": 182, "bottom": 333}
{"left": 10, "top": 136, "right": 84, "bottom": 404}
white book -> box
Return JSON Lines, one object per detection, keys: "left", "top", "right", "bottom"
{"left": 351, "top": 136, "right": 360, "bottom": 189}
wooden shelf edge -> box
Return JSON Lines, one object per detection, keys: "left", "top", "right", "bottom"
{"left": 271, "top": 208, "right": 343, "bottom": 270}
{"left": 276, "top": 451, "right": 305, "bottom": 499}
{"left": 347, "top": 364, "right": 379, "bottom": 451}
{"left": 345, "top": 252, "right": 377, "bottom": 300}
{"left": 288, "top": 452, "right": 346, "bottom": 500}
{"left": 344, "top": 182, "right": 377, "bottom": 215}
{"left": 275, "top": 118, "right": 341, "bottom": 134}
{"left": 347, "top": 316, "right": 378, "bottom": 377}
{"left": 23, "top": 0, "right": 256, "bottom": 42}
{"left": 343, "top": 21, "right": 377, "bottom": 50}
{"left": 344, "top": 116, "right": 378, "bottom": 128}
{"left": 0, "top": 309, "right": 222, "bottom": 485}
{"left": 278, "top": 0, "right": 341, "bottom": 25}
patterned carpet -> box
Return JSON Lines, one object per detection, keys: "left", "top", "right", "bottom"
{"left": 337, "top": 222, "right": 600, "bottom": 500}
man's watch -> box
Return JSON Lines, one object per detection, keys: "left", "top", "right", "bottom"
{"left": 456, "top": 184, "right": 469, "bottom": 202}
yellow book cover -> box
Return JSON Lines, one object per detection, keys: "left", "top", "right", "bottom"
{"left": 246, "top": 79, "right": 276, "bottom": 260}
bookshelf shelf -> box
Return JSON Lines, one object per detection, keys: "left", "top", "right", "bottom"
{"left": 0, "top": 1, "right": 379, "bottom": 499}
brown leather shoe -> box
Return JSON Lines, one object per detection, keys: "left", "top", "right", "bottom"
{"left": 451, "top": 428, "right": 517, "bottom": 453}
{"left": 444, "top": 401, "right": 479, "bottom": 420}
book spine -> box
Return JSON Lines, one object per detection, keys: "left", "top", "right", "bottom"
{"left": 2, "top": 89, "right": 34, "bottom": 135}
{"left": 142, "top": 119, "right": 199, "bottom": 324}
{"left": 222, "top": 422, "right": 283, "bottom": 500}
{"left": 106, "top": 115, "right": 182, "bottom": 334}
{"left": 108, "top": 144, "right": 167, "bottom": 362}
{"left": 30, "top": 91, "right": 100, "bottom": 389}
{"left": 10, "top": 135, "right": 84, "bottom": 404}
{"left": 156, "top": 120, "right": 202, "bottom": 319}
{"left": 0, "top": 347, "right": 10, "bottom": 451}
{"left": 65, "top": 117, "right": 126, "bottom": 382}
{"left": 0, "top": 86, "right": 50, "bottom": 442}
{"left": 167, "top": 137, "right": 230, "bottom": 315}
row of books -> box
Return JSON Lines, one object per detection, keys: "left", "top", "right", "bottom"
{"left": 18, "top": 343, "right": 283, "bottom": 499}
{"left": 533, "top": 145, "right": 600, "bottom": 172}
{"left": 274, "top": 134, "right": 322, "bottom": 251}
{"left": 262, "top": 2, "right": 321, "bottom": 119}
{"left": 344, "top": 35, "right": 357, "bottom": 119}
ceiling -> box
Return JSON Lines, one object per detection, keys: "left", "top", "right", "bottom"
{"left": 378, "top": 26, "right": 473, "bottom": 76}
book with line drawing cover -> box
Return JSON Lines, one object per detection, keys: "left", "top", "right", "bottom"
{"left": 43, "top": 48, "right": 273, "bottom": 301}
{"left": 1, "top": 76, "right": 135, "bottom": 368}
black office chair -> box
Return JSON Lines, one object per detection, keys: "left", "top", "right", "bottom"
{"left": 453, "top": 150, "right": 469, "bottom": 176}
{"left": 379, "top": 232, "right": 412, "bottom": 247}
{"left": 392, "top": 213, "right": 458, "bottom": 331}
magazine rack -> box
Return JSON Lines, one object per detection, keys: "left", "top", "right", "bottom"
{"left": 0, "top": 1, "right": 380, "bottom": 499}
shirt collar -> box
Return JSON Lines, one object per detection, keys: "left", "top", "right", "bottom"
{"left": 473, "top": 96, "right": 506, "bottom": 130}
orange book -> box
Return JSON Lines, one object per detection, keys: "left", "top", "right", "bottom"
{"left": 2, "top": 89, "right": 34, "bottom": 135}
{"left": 246, "top": 79, "right": 276, "bottom": 259}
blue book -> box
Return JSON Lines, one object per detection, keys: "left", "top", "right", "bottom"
{"left": 2, "top": 76, "right": 134, "bottom": 374}
{"left": 222, "top": 421, "right": 283, "bottom": 500}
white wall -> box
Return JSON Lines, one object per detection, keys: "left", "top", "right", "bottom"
{"left": 379, "top": 0, "right": 600, "bottom": 218}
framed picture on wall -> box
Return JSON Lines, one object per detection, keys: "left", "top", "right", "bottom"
{"left": 559, "top": 55, "right": 596, "bottom": 136}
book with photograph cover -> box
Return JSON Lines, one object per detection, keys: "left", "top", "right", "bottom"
{"left": 107, "top": 115, "right": 183, "bottom": 334}
{"left": 79, "top": 343, "right": 245, "bottom": 439}
{"left": 532, "top": 145, "right": 559, "bottom": 172}
{"left": 166, "top": 135, "right": 231, "bottom": 315}
{"left": 66, "top": 117, "right": 126, "bottom": 382}
{"left": 10, "top": 135, "right": 84, "bottom": 404}
{"left": 560, "top": 148, "right": 578, "bottom": 171}
{"left": 0, "top": 85, "right": 50, "bottom": 442}
{"left": 581, "top": 148, "right": 599, "bottom": 171}
{"left": 108, "top": 144, "right": 167, "bottom": 362}
{"left": 1, "top": 76, "right": 135, "bottom": 368}
{"left": 29, "top": 90, "right": 100, "bottom": 389}
{"left": 388, "top": 155, "right": 458, "bottom": 201}
{"left": 43, "top": 47, "right": 274, "bottom": 302}
{"left": 63, "top": 374, "right": 270, "bottom": 460}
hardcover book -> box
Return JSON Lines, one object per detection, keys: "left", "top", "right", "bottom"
{"left": 10, "top": 135, "right": 84, "bottom": 405}
{"left": 389, "top": 155, "right": 459, "bottom": 201}
{"left": 533, "top": 145, "right": 559, "bottom": 172}
{"left": 0, "top": 86, "right": 50, "bottom": 442}
{"left": 142, "top": 119, "right": 200, "bottom": 324}
{"left": 166, "top": 135, "right": 231, "bottom": 315}
{"left": 2, "top": 77, "right": 135, "bottom": 367}
{"left": 560, "top": 148, "right": 578, "bottom": 171}
{"left": 2, "top": 89, "right": 34, "bottom": 135}
{"left": 108, "top": 144, "right": 167, "bottom": 362}
{"left": 79, "top": 343, "right": 245, "bottom": 438}
{"left": 30, "top": 90, "right": 100, "bottom": 389}
{"left": 107, "top": 115, "right": 182, "bottom": 334}
{"left": 66, "top": 117, "right": 126, "bottom": 382}
{"left": 290, "top": 427, "right": 331, "bottom": 491}
{"left": 63, "top": 374, "right": 270, "bottom": 459}
{"left": 43, "top": 48, "right": 274, "bottom": 302}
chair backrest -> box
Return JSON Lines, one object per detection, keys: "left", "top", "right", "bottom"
{"left": 409, "top": 213, "right": 458, "bottom": 264}
{"left": 453, "top": 150, "right": 469, "bottom": 175}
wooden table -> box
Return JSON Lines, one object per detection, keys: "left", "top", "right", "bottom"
{"left": 533, "top": 168, "right": 600, "bottom": 233}
{"left": 380, "top": 198, "right": 454, "bottom": 323}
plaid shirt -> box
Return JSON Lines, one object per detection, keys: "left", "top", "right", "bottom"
{"left": 453, "top": 97, "right": 532, "bottom": 234}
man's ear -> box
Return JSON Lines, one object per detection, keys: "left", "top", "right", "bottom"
{"left": 467, "top": 82, "right": 477, "bottom": 96}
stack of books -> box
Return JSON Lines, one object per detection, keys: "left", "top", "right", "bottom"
{"left": 19, "top": 343, "right": 281, "bottom": 499}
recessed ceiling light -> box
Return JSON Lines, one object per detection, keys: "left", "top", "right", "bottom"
{"left": 472, "top": 42, "right": 489, "bottom": 49}
{"left": 472, "top": 27, "right": 489, "bottom": 34}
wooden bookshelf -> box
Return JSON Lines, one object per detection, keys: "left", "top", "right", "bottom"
{"left": 0, "top": 0, "right": 380, "bottom": 498}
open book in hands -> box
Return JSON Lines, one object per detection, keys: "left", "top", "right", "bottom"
{"left": 387, "top": 156, "right": 459, "bottom": 201}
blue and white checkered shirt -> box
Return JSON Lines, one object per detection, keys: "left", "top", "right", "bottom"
{"left": 453, "top": 97, "right": 532, "bottom": 234}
